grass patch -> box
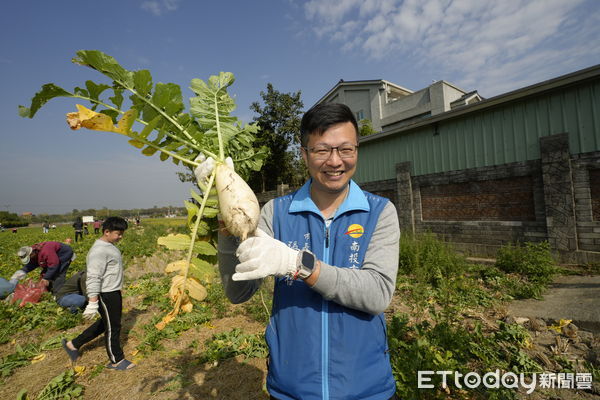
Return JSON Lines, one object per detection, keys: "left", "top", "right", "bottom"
{"left": 390, "top": 234, "right": 555, "bottom": 399}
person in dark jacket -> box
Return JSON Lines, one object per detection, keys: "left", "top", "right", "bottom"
{"left": 55, "top": 270, "right": 87, "bottom": 313}
{"left": 14, "top": 241, "right": 75, "bottom": 294}
{"left": 72, "top": 217, "right": 84, "bottom": 242}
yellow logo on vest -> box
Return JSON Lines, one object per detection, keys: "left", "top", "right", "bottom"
{"left": 344, "top": 224, "right": 364, "bottom": 238}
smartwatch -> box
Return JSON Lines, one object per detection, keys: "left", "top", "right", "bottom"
{"left": 296, "top": 250, "right": 316, "bottom": 279}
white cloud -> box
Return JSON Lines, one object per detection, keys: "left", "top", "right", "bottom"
{"left": 302, "top": 0, "right": 600, "bottom": 96}
{"left": 141, "top": 0, "right": 181, "bottom": 16}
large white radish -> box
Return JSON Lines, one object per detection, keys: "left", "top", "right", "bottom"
{"left": 215, "top": 162, "right": 260, "bottom": 240}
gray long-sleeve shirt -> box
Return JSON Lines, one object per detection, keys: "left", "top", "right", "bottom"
{"left": 85, "top": 239, "right": 124, "bottom": 298}
{"left": 218, "top": 197, "right": 400, "bottom": 315}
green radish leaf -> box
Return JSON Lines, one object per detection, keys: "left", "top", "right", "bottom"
{"left": 73, "top": 85, "right": 89, "bottom": 98}
{"left": 191, "top": 258, "right": 216, "bottom": 281}
{"left": 19, "top": 83, "right": 73, "bottom": 118}
{"left": 152, "top": 83, "right": 184, "bottom": 115}
{"left": 138, "top": 115, "right": 161, "bottom": 140}
{"left": 195, "top": 220, "right": 211, "bottom": 236}
{"left": 190, "top": 189, "right": 204, "bottom": 205}
{"left": 194, "top": 240, "right": 217, "bottom": 256}
{"left": 141, "top": 146, "right": 158, "bottom": 156}
{"left": 110, "top": 87, "right": 124, "bottom": 108}
{"left": 73, "top": 50, "right": 134, "bottom": 88}
{"left": 184, "top": 200, "right": 198, "bottom": 226}
{"left": 128, "top": 139, "right": 145, "bottom": 149}
{"left": 133, "top": 70, "right": 153, "bottom": 97}
{"left": 202, "top": 206, "right": 219, "bottom": 218}
{"left": 85, "top": 80, "right": 110, "bottom": 102}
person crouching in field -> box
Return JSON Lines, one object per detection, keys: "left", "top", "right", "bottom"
{"left": 55, "top": 270, "right": 87, "bottom": 313}
{"left": 62, "top": 216, "right": 136, "bottom": 370}
{"left": 13, "top": 241, "right": 75, "bottom": 294}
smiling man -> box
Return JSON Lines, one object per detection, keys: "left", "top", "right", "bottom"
{"left": 217, "top": 102, "right": 400, "bottom": 399}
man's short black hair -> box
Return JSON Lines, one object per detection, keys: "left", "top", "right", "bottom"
{"left": 300, "top": 102, "right": 359, "bottom": 147}
{"left": 102, "top": 216, "right": 128, "bottom": 232}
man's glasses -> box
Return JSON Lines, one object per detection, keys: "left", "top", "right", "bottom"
{"left": 303, "top": 144, "right": 358, "bottom": 160}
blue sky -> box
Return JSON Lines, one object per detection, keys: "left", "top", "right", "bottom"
{"left": 1, "top": 0, "right": 599, "bottom": 215}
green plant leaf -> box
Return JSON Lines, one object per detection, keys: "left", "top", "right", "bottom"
{"left": 152, "top": 83, "right": 184, "bottom": 115}
{"left": 194, "top": 240, "right": 217, "bottom": 256}
{"left": 73, "top": 50, "right": 134, "bottom": 88}
{"left": 110, "top": 87, "right": 124, "bottom": 109}
{"left": 191, "top": 258, "right": 216, "bottom": 281}
{"left": 85, "top": 80, "right": 110, "bottom": 102}
{"left": 18, "top": 83, "right": 73, "bottom": 118}
{"left": 16, "top": 388, "right": 28, "bottom": 400}
{"left": 184, "top": 200, "right": 198, "bottom": 227}
{"left": 133, "top": 70, "right": 153, "bottom": 97}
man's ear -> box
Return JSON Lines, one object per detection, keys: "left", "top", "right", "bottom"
{"left": 301, "top": 147, "right": 308, "bottom": 165}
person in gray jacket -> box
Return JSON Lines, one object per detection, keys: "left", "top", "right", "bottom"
{"left": 61, "top": 217, "right": 135, "bottom": 370}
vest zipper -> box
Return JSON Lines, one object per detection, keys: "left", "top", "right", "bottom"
{"left": 322, "top": 222, "right": 331, "bottom": 399}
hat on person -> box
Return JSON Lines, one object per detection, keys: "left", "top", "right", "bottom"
{"left": 17, "top": 246, "right": 33, "bottom": 264}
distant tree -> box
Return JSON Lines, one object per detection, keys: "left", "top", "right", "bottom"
{"left": 249, "top": 84, "right": 305, "bottom": 192}
{"left": 0, "top": 211, "right": 29, "bottom": 228}
{"left": 359, "top": 119, "right": 376, "bottom": 136}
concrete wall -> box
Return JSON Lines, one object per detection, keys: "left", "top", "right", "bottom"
{"left": 361, "top": 132, "right": 600, "bottom": 264}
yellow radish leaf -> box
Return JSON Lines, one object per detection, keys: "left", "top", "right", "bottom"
{"left": 165, "top": 260, "right": 189, "bottom": 274}
{"left": 156, "top": 311, "right": 177, "bottom": 330}
{"left": 169, "top": 275, "right": 185, "bottom": 300}
{"left": 31, "top": 354, "right": 46, "bottom": 363}
{"left": 181, "top": 296, "right": 194, "bottom": 313}
{"left": 67, "top": 104, "right": 114, "bottom": 131}
{"left": 186, "top": 277, "right": 207, "bottom": 301}
{"left": 73, "top": 366, "right": 86, "bottom": 375}
{"left": 157, "top": 234, "right": 192, "bottom": 250}
{"left": 156, "top": 291, "right": 184, "bottom": 330}
{"left": 66, "top": 104, "right": 137, "bottom": 136}
{"left": 115, "top": 109, "right": 137, "bottom": 134}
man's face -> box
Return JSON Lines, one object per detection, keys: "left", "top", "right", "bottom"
{"left": 301, "top": 121, "right": 358, "bottom": 196}
{"left": 104, "top": 230, "right": 124, "bottom": 244}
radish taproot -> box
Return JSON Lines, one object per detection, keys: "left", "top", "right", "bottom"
{"left": 215, "top": 162, "right": 260, "bottom": 240}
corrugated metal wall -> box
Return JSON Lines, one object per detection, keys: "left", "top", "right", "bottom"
{"left": 355, "top": 80, "right": 600, "bottom": 183}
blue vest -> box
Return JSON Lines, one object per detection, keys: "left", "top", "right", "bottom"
{"left": 267, "top": 180, "right": 396, "bottom": 400}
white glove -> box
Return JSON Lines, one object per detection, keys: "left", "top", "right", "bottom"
{"left": 83, "top": 300, "right": 99, "bottom": 320}
{"left": 194, "top": 154, "right": 234, "bottom": 184}
{"left": 9, "top": 270, "right": 26, "bottom": 284}
{"left": 233, "top": 229, "right": 299, "bottom": 281}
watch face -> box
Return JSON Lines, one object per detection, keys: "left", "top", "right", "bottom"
{"left": 302, "top": 251, "right": 315, "bottom": 269}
